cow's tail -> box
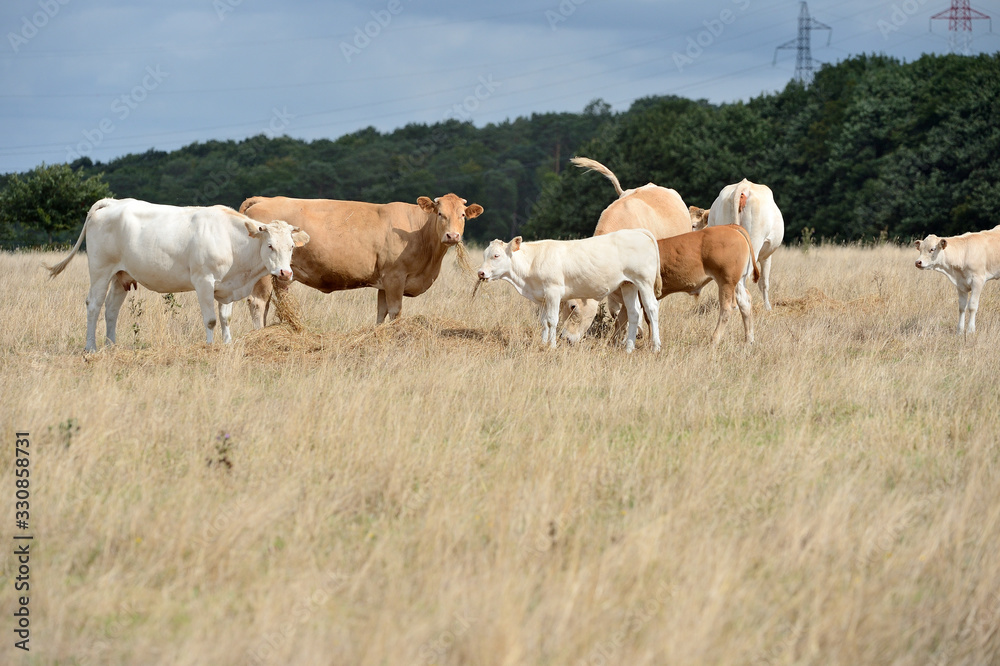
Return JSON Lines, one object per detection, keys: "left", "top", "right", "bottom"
{"left": 736, "top": 225, "right": 760, "bottom": 284}
{"left": 635, "top": 228, "right": 662, "bottom": 298}
{"left": 731, "top": 179, "right": 753, "bottom": 226}
{"left": 46, "top": 198, "right": 114, "bottom": 278}
{"left": 571, "top": 157, "right": 624, "bottom": 197}
{"left": 239, "top": 196, "right": 267, "bottom": 215}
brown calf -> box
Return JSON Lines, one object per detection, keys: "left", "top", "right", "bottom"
{"left": 658, "top": 224, "right": 760, "bottom": 345}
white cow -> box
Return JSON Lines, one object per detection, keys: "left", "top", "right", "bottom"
{"left": 47, "top": 198, "right": 310, "bottom": 351}
{"left": 691, "top": 179, "right": 784, "bottom": 309}
{"left": 476, "top": 229, "right": 662, "bottom": 352}
{"left": 914, "top": 226, "right": 1000, "bottom": 334}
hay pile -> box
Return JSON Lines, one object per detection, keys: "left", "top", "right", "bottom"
{"left": 238, "top": 323, "right": 325, "bottom": 356}
{"left": 339, "top": 314, "right": 509, "bottom": 352}
{"left": 270, "top": 276, "right": 304, "bottom": 332}
{"left": 774, "top": 287, "right": 884, "bottom": 315}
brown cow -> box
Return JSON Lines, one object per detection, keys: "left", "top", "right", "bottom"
{"left": 560, "top": 157, "right": 692, "bottom": 341}
{"left": 562, "top": 224, "right": 759, "bottom": 346}
{"left": 239, "top": 193, "right": 483, "bottom": 325}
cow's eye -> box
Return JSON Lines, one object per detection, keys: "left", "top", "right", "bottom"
{"left": 493, "top": 253, "right": 500, "bottom": 259}
{"left": 268, "top": 244, "right": 273, "bottom": 250}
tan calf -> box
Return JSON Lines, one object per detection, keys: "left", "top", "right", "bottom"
{"left": 658, "top": 224, "right": 760, "bottom": 345}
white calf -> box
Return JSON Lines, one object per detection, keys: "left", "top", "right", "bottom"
{"left": 915, "top": 226, "right": 1000, "bottom": 334}
{"left": 476, "top": 229, "right": 662, "bottom": 352}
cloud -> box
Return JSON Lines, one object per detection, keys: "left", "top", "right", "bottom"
{"left": 0, "top": 0, "right": 995, "bottom": 173}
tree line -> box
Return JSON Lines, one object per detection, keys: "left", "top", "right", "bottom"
{"left": 3, "top": 52, "right": 998, "bottom": 249}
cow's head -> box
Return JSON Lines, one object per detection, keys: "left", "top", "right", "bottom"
{"left": 690, "top": 206, "right": 710, "bottom": 231}
{"left": 476, "top": 237, "right": 518, "bottom": 281}
{"left": 244, "top": 219, "right": 310, "bottom": 281}
{"left": 559, "top": 298, "right": 602, "bottom": 344}
{"left": 914, "top": 235, "right": 947, "bottom": 270}
{"left": 417, "top": 193, "right": 483, "bottom": 246}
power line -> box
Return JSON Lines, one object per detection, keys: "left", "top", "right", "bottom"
{"left": 930, "top": 0, "right": 992, "bottom": 54}
{"left": 773, "top": 1, "right": 831, "bottom": 84}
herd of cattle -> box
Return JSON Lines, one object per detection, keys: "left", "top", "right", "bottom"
{"left": 46, "top": 157, "right": 1000, "bottom": 352}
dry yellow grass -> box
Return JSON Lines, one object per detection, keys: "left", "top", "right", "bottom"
{"left": 1, "top": 243, "right": 999, "bottom": 666}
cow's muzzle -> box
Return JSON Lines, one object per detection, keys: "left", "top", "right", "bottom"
{"left": 915, "top": 261, "right": 923, "bottom": 269}
{"left": 443, "top": 232, "right": 461, "bottom": 245}
{"left": 275, "top": 268, "right": 293, "bottom": 281}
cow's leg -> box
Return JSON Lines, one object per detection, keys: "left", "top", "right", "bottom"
{"left": 84, "top": 273, "right": 113, "bottom": 352}
{"left": 193, "top": 277, "right": 219, "bottom": 344}
{"left": 712, "top": 281, "right": 736, "bottom": 346}
{"left": 735, "top": 280, "right": 754, "bottom": 344}
{"left": 636, "top": 281, "right": 661, "bottom": 352}
{"left": 218, "top": 301, "right": 234, "bottom": 344}
{"left": 539, "top": 304, "right": 551, "bottom": 345}
{"left": 620, "top": 283, "right": 641, "bottom": 353}
{"left": 377, "top": 289, "right": 388, "bottom": 324}
{"left": 758, "top": 252, "right": 774, "bottom": 311}
{"left": 967, "top": 280, "right": 984, "bottom": 334}
{"left": 103, "top": 278, "right": 129, "bottom": 347}
{"left": 378, "top": 281, "right": 404, "bottom": 323}
{"left": 607, "top": 290, "right": 623, "bottom": 321}
{"left": 611, "top": 287, "right": 643, "bottom": 342}
{"left": 541, "top": 292, "right": 561, "bottom": 348}
{"left": 957, "top": 288, "right": 970, "bottom": 334}
{"left": 247, "top": 276, "right": 272, "bottom": 329}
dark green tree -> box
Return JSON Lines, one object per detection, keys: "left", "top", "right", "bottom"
{"left": 0, "top": 163, "right": 113, "bottom": 246}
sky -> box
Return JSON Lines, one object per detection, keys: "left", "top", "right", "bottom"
{"left": 1, "top": 0, "right": 997, "bottom": 174}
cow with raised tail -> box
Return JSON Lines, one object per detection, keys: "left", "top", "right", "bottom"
{"left": 914, "top": 226, "right": 1000, "bottom": 334}
{"left": 477, "top": 229, "right": 662, "bottom": 353}
{"left": 47, "top": 198, "right": 309, "bottom": 352}
{"left": 239, "top": 193, "right": 483, "bottom": 326}
{"left": 690, "top": 178, "right": 784, "bottom": 310}
{"left": 559, "top": 157, "right": 691, "bottom": 340}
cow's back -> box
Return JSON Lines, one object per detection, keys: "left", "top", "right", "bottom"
{"left": 83, "top": 199, "right": 250, "bottom": 293}
{"left": 240, "top": 196, "right": 401, "bottom": 292}
{"left": 945, "top": 228, "right": 1000, "bottom": 279}
{"left": 708, "top": 181, "right": 784, "bottom": 254}
{"left": 593, "top": 185, "right": 690, "bottom": 239}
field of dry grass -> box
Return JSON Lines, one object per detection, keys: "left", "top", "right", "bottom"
{"left": 2, "top": 242, "right": 999, "bottom": 666}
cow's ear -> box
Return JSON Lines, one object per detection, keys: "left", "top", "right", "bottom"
{"left": 417, "top": 196, "right": 437, "bottom": 213}
{"left": 244, "top": 220, "right": 261, "bottom": 238}
{"left": 465, "top": 204, "right": 484, "bottom": 219}
{"left": 939, "top": 239, "right": 947, "bottom": 250}
{"left": 292, "top": 228, "right": 310, "bottom": 247}
{"left": 914, "top": 239, "right": 921, "bottom": 249}
{"left": 510, "top": 236, "right": 522, "bottom": 252}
